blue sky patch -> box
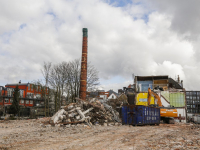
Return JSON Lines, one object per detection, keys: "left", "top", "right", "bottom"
{"left": 78, "top": 15, "right": 82, "bottom": 20}
{"left": 47, "top": 12, "right": 56, "bottom": 18}
{"left": 107, "top": 0, "right": 133, "bottom": 7}
{"left": 0, "top": 31, "right": 15, "bottom": 44}
{"left": 19, "top": 23, "right": 27, "bottom": 29}
{"left": 142, "top": 13, "right": 149, "bottom": 23}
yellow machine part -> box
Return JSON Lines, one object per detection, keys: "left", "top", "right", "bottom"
{"left": 160, "top": 108, "right": 178, "bottom": 117}
{"left": 136, "top": 93, "right": 154, "bottom": 106}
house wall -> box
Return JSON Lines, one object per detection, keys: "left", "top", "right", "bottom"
{"left": 108, "top": 93, "right": 117, "bottom": 99}
{"left": 1, "top": 83, "right": 48, "bottom": 108}
{"left": 160, "top": 96, "right": 170, "bottom": 107}
{"left": 137, "top": 81, "right": 153, "bottom": 92}
{"left": 99, "top": 95, "right": 107, "bottom": 100}
{"left": 161, "top": 91, "right": 185, "bottom": 107}
{"left": 153, "top": 79, "right": 168, "bottom": 89}
{"left": 169, "top": 92, "right": 185, "bottom": 107}
{"left": 161, "top": 91, "right": 170, "bottom": 107}
{"left": 99, "top": 92, "right": 109, "bottom": 98}
{"left": 161, "top": 91, "right": 186, "bottom": 122}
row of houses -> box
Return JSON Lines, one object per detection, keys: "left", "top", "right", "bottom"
{"left": 86, "top": 89, "right": 126, "bottom": 101}
{"left": 0, "top": 82, "right": 48, "bottom": 114}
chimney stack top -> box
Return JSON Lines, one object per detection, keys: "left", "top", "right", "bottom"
{"left": 82, "top": 28, "right": 88, "bottom": 37}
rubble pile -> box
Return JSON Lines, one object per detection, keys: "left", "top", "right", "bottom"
{"left": 50, "top": 98, "right": 120, "bottom": 126}
{"left": 107, "top": 98, "right": 128, "bottom": 110}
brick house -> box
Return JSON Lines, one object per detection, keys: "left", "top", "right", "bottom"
{"left": 0, "top": 83, "right": 49, "bottom": 111}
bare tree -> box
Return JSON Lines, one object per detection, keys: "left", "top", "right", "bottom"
{"left": 66, "top": 59, "right": 81, "bottom": 102}
{"left": 41, "top": 62, "right": 52, "bottom": 117}
{"left": 42, "top": 59, "right": 100, "bottom": 110}
{"left": 87, "top": 62, "right": 100, "bottom": 90}
{"left": 65, "top": 59, "right": 100, "bottom": 102}
{"left": 48, "top": 64, "right": 61, "bottom": 112}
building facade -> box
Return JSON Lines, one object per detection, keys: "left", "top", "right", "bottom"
{"left": 186, "top": 91, "right": 200, "bottom": 114}
{"left": 0, "top": 83, "right": 49, "bottom": 113}
{"left": 118, "top": 75, "right": 187, "bottom": 122}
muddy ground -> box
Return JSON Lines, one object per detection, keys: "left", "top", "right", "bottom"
{"left": 0, "top": 119, "right": 200, "bottom": 150}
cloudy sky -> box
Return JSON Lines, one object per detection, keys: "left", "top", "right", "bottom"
{"left": 0, "top": 0, "right": 199, "bottom": 92}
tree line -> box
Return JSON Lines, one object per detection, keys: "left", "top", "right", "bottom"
{"left": 40, "top": 59, "right": 100, "bottom": 113}
{"left": 7, "top": 59, "right": 99, "bottom": 116}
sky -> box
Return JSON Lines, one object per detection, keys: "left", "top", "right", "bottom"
{"left": 0, "top": 0, "right": 200, "bottom": 92}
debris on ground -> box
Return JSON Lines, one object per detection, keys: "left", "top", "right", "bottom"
{"left": 0, "top": 120, "right": 199, "bottom": 150}
{"left": 50, "top": 98, "right": 120, "bottom": 126}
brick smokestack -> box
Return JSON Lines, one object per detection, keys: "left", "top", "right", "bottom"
{"left": 79, "top": 28, "right": 88, "bottom": 100}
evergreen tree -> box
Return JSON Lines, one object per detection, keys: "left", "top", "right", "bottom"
{"left": 9, "top": 85, "right": 20, "bottom": 115}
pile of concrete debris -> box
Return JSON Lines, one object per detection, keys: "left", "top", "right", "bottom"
{"left": 50, "top": 98, "right": 120, "bottom": 127}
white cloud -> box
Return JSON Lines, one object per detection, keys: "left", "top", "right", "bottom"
{"left": 0, "top": 0, "right": 199, "bottom": 91}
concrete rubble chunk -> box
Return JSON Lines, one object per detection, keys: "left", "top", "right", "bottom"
{"left": 50, "top": 109, "right": 65, "bottom": 124}
{"left": 50, "top": 98, "right": 121, "bottom": 127}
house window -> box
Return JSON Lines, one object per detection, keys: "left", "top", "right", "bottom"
{"left": 21, "top": 100, "right": 24, "bottom": 104}
{"left": 193, "top": 96, "right": 196, "bottom": 101}
{"left": 20, "top": 90, "right": 23, "bottom": 98}
{"left": 36, "top": 94, "right": 41, "bottom": 99}
{"left": 28, "top": 84, "right": 30, "bottom": 90}
{"left": 112, "top": 95, "right": 114, "bottom": 99}
{"left": 27, "top": 93, "right": 33, "bottom": 98}
{"left": 5, "top": 98, "right": 9, "bottom": 103}
{"left": 10, "top": 98, "right": 13, "bottom": 103}
{"left": 30, "top": 100, "right": 33, "bottom": 104}
{"left": 26, "top": 100, "right": 29, "bottom": 104}
{"left": 7, "top": 88, "right": 13, "bottom": 97}
{"left": 193, "top": 91, "right": 197, "bottom": 95}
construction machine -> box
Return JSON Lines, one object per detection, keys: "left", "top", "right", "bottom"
{"left": 148, "top": 88, "right": 178, "bottom": 123}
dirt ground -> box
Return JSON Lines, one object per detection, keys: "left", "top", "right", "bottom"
{"left": 0, "top": 119, "right": 200, "bottom": 150}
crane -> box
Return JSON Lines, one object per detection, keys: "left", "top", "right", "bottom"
{"left": 147, "top": 88, "right": 178, "bottom": 123}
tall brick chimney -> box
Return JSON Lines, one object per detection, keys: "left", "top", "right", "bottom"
{"left": 79, "top": 28, "right": 88, "bottom": 100}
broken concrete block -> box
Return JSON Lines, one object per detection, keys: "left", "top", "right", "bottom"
{"left": 50, "top": 109, "right": 65, "bottom": 124}
{"left": 76, "top": 116, "right": 81, "bottom": 120}
{"left": 65, "top": 124, "right": 71, "bottom": 128}
{"left": 46, "top": 124, "right": 51, "bottom": 128}
{"left": 71, "top": 125, "right": 76, "bottom": 128}
{"left": 77, "top": 124, "right": 81, "bottom": 127}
